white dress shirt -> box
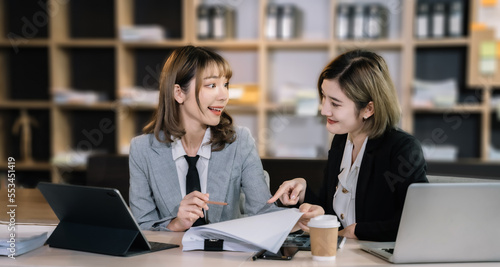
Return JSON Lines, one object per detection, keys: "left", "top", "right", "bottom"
{"left": 171, "top": 128, "right": 212, "bottom": 197}
{"left": 333, "top": 135, "right": 368, "bottom": 228}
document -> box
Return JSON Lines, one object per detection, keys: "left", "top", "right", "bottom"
{"left": 182, "top": 208, "right": 303, "bottom": 254}
{"left": 0, "top": 231, "right": 48, "bottom": 258}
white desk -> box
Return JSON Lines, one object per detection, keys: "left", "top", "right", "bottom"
{"left": 0, "top": 225, "right": 498, "bottom": 267}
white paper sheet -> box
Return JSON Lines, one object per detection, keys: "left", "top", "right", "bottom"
{"left": 182, "top": 208, "right": 303, "bottom": 254}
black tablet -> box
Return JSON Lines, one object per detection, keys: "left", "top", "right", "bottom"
{"left": 37, "top": 182, "right": 178, "bottom": 256}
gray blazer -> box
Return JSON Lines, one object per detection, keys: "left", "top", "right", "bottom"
{"left": 129, "top": 126, "right": 280, "bottom": 230}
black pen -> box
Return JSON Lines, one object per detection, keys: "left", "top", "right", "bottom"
{"left": 252, "top": 249, "right": 266, "bottom": 261}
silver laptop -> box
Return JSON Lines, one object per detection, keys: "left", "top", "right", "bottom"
{"left": 360, "top": 182, "right": 500, "bottom": 264}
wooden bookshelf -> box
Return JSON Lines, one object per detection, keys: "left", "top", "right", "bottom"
{"left": 1, "top": 0, "right": 499, "bottom": 186}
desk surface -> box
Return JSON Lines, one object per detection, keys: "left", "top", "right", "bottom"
{"left": 1, "top": 189, "right": 498, "bottom": 266}
{"left": 1, "top": 226, "right": 498, "bottom": 267}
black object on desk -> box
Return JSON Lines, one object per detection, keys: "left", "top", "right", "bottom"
{"left": 37, "top": 182, "right": 179, "bottom": 257}
{"left": 253, "top": 247, "right": 299, "bottom": 261}
{"left": 282, "top": 231, "right": 345, "bottom": 251}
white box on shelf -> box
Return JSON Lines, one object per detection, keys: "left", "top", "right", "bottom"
{"left": 412, "top": 79, "right": 457, "bottom": 108}
{"left": 422, "top": 144, "right": 458, "bottom": 161}
{"left": 120, "top": 87, "right": 159, "bottom": 106}
{"left": 120, "top": 25, "right": 165, "bottom": 41}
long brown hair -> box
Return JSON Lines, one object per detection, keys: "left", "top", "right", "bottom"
{"left": 318, "top": 50, "right": 401, "bottom": 138}
{"left": 143, "top": 45, "right": 235, "bottom": 151}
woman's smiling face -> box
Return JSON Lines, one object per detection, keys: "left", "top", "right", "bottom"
{"left": 320, "top": 79, "right": 365, "bottom": 136}
{"left": 179, "top": 66, "right": 229, "bottom": 130}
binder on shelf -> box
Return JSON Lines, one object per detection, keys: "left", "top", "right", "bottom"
{"left": 448, "top": 1, "right": 464, "bottom": 37}
{"left": 265, "top": 4, "right": 300, "bottom": 40}
{"left": 197, "top": 4, "right": 210, "bottom": 39}
{"left": 279, "top": 4, "right": 299, "bottom": 39}
{"left": 195, "top": 4, "right": 235, "bottom": 40}
{"left": 415, "top": 2, "right": 430, "bottom": 39}
{"left": 266, "top": 4, "right": 279, "bottom": 39}
{"left": 352, "top": 5, "right": 365, "bottom": 39}
{"left": 336, "top": 3, "right": 388, "bottom": 40}
{"left": 336, "top": 4, "right": 351, "bottom": 40}
{"left": 365, "top": 4, "right": 388, "bottom": 39}
{"left": 431, "top": 2, "right": 446, "bottom": 38}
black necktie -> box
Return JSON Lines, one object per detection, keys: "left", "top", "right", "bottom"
{"left": 184, "top": 155, "right": 206, "bottom": 226}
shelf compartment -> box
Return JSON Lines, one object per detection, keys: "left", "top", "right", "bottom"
{"left": 4, "top": 0, "right": 49, "bottom": 39}
{"left": 415, "top": 47, "right": 480, "bottom": 104}
{"left": 268, "top": 48, "right": 329, "bottom": 103}
{"left": 4, "top": 170, "right": 51, "bottom": 188}
{"left": 63, "top": 48, "right": 116, "bottom": 101}
{"left": 215, "top": 49, "right": 259, "bottom": 85}
{"left": 132, "top": 48, "right": 174, "bottom": 90}
{"left": 1, "top": 47, "right": 49, "bottom": 101}
{"left": 65, "top": 110, "right": 117, "bottom": 154}
{"left": 413, "top": 113, "right": 481, "bottom": 159}
{"left": 231, "top": 113, "right": 258, "bottom": 144}
{"left": 69, "top": 0, "right": 115, "bottom": 38}
{"left": 133, "top": 0, "right": 183, "bottom": 40}
{"left": 264, "top": 115, "right": 328, "bottom": 158}
{"left": 132, "top": 110, "right": 155, "bottom": 137}
{"left": 0, "top": 109, "right": 51, "bottom": 163}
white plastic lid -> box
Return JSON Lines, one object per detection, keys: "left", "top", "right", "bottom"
{"left": 307, "top": 215, "right": 341, "bottom": 228}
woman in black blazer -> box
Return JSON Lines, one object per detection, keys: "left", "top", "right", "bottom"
{"left": 269, "top": 50, "right": 428, "bottom": 241}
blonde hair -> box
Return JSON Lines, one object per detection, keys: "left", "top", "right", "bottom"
{"left": 318, "top": 50, "right": 401, "bottom": 138}
{"left": 143, "top": 45, "right": 235, "bottom": 151}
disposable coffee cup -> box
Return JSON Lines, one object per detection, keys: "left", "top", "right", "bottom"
{"left": 307, "top": 215, "right": 341, "bottom": 261}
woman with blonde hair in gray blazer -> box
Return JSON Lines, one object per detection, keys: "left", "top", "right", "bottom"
{"left": 129, "top": 45, "right": 323, "bottom": 232}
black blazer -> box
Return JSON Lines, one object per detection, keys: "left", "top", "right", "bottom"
{"left": 305, "top": 128, "right": 428, "bottom": 241}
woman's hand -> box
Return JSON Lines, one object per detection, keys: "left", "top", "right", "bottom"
{"left": 267, "top": 178, "right": 307, "bottom": 206}
{"left": 167, "top": 191, "right": 209, "bottom": 231}
{"left": 339, "top": 223, "right": 358, "bottom": 239}
{"left": 292, "top": 203, "right": 325, "bottom": 232}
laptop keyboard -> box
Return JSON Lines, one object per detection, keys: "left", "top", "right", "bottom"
{"left": 382, "top": 248, "right": 394, "bottom": 254}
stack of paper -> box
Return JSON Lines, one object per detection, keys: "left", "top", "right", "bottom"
{"left": 0, "top": 232, "right": 48, "bottom": 258}
{"left": 412, "top": 79, "right": 457, "bottom": 108}
{"left": 182, "top": 209, "right": 303, "bottom": 254}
